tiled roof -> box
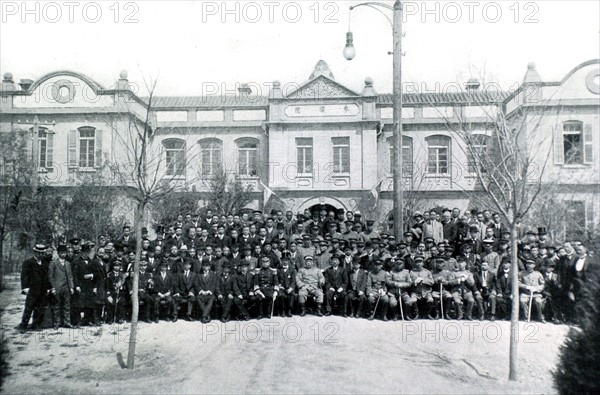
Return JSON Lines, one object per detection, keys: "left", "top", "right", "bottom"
{"left": 377, "top": 91, "right": 510, "bottom": 105}
{"left": 150, "top": 96, "right": 269, "bottom": 108}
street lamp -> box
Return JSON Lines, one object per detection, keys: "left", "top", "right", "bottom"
{"left": 344, "top": 1, "right": 404, "bottom": 238}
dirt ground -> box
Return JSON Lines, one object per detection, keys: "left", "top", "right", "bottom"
{"left": 1, "top": 279, "right": 569, "bottom": 394}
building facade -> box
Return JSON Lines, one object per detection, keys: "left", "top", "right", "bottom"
{"left": 1, "top": 59, "right": 598, "bottom": 233}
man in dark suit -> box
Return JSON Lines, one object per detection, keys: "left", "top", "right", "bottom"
{"left": 474, "top": 261, "right": 497, "bottom": 320}
{"left": 233, "top": 261, "right": 255, "bottom": 320}
{"left": 213, "top": 224, "right": 231, "bottom": 250}
{"left": 541, "top": 259, "right": 562, "bottom": 324}
{"left": 344, "top": 258, "right": 367, "bottom": 318}
{"left": 174, "top": 260, "right": 197, "bottom": 321}
{"left": 73, "top": 242, "right": 100, "bottom": 326}
{"left": 217, "top": 264, "right": 236, "bottom": 322}
{"left": 48, "top": 244, "right": 74, "bottom": 329}
{"left": 195, "top": 260, "right": 219, "bottom": 323}
{"left": 153, "top": 263, "right": 176, "bottom": 322}
{"left": 277, "top": 255, "right": 297, "bottom": 317}
{"left": 323, "top": 256, "right": 348, "bottom": 316}
{"left": 495, "top": 259, "right": 513, "bottom": 320}
{"left": 19, "top": 244, "right": 51, "bottom": 331}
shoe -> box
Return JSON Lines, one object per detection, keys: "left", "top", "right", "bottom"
{"left": 382, "top": 316, "right": 389, "bottom": 322}
{"left": 300, "top": 307, "right": 306, "bottom": 317}
{"left": 316, "top": 310, "right": 323, "bottom": 317}
{"left": 286, "top": 311, "right": 293, "bottom": 318}
{"left": 392, "top": 315, "right": 398, "bottom": 321}
{"left": 465, "top": 316, "right": 473, "bottom": 321}
{"left": 479, "top": 315, "right": 485, "bottom": 321}
{"left": 490, "top": 315, "right": 496, "bottom": 321}
{"left": 257, "top": 315, "right": 263, "bottom": 320}
{"left": 154, "top": 318, "right": 159, "bottom": 323}
{"left": 348, "top": 312, "right": 354, "bottom": 318}
{"left": 343, "top": 314, "right": 349, "bottom": 318}
{"left": 172, "top": 316, "right": 178, "bottom": 323}
{"left": 53, "top": 324, "right": 60, "bottom": 330}
{"left": 63, "top": 323, "right": 73, "bottom": 329}
{"left": 368, "top": 316, "right": 374, "bottom": 321}
{"left": 244, "top": 315, "right": 250, "bottom": 321}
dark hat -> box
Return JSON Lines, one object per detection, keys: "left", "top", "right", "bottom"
{"left": 156, "top": 225, "right": 165, "bottom": 233}
{"left": 33, "top": 244, "right": 47, "bottom": 253}
{"left": 69, "top": 238, "right": 81, "bottom": 246}
{"left": 374, "top": 259, "right": 384, "bottom": 265}
{"left": 141, "top": 227, "right": 148, "bottom": 233}
{"left": 501, "top": 256, "right": 511, "bottom": 264}
{"left": 238, "top": 260, "right": 249, "bottom": 267}
{"left": 526, "top": 229, "right": 537, "bottom": 235}
{"left": 366, "top": 220, "right": 375, "bottom": 226}
{"left": 537, "top": 227, "right": 547, "bottom": 236}
{"left": 524, "top": 259, "right": 536, "bottom": 266}
{"left": 403, "top": 231, "right": 413, "bottom": 237}
{"left": 413, "top": 255, "right": 424, "bottom": 263}
{"left": 354, "top": 212, "right": 362, "bottom": 218}
{"left": 330, "top": 255, "right": 340, "bottom": 262}
{"left": 424, "top": 237, "right": 435, "bottom": 243}
{"left": 546, "top": 244, "right": 556, "bottom": 250}
{"left": 500, "top": 238, "right": 510, "bottom": 244}
{"left": 276, "top": 222, "right": 285, "bottom": 230}
{"left": 311, "top": 224, "right": 320, "bottom": 230}
{"left": 337, "top": 208, "right": 345, "bottom": 214}
{"left": 81, "top": 242, "right": 93, "bottom": 252}
{"left": 253, "top": 210, "right": 262, "bottom": 215}
{"left": 397, "top": 242, "right": 408, "bottom": 249}
{"left": 469, "top": 225, "right": 479, "bottom": 233}
{"left": 345, "top": 220, "right": 354, "bottom": 225}
{"left": 57, "top": 244, "right": 68, "bottom": 253}
{"left": 302, "top": 234, "right": 311, "bottom": 239}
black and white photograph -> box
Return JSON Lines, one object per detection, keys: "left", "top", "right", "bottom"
{"left": 0, "top": 0, "right": 599, "bottom": 393}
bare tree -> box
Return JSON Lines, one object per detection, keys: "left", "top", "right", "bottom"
{"left": 202, "top": 167, "right": 254, "bottom": 215}
{"left": 437, "top": 90, "right": 557, "bottom": 381}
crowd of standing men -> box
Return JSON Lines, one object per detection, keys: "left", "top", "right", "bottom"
{"left": 17, "top": 206, "right": 597, "bottom": 331}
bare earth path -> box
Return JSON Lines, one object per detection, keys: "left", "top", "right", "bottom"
{"left": 1, "top": 280, "right": 568, "bottom": 394}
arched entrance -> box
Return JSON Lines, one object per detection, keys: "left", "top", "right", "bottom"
{"left": 297, "top": 197, "right": 347, "bottom": 215}
{"left": 307, "top": 203, "right": 338, "bottom": 218}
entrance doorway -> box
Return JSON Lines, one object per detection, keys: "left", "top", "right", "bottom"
{"left": 307, "top": 204, "right": 338, "bottom": 219}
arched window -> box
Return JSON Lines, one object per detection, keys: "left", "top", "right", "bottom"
{"left": 199, "top": 138, "right": 223, "bottom": 176}
{"left": 163, "top": 139, "right": 186, "bottom": 177}
{"left": 426, "top": 135, "right": 451, "bottom": 175}
{"left": 467, "top": 134, "right": 490, "bottom": 173}
{"left": 236, "top": 138, "right": 259, "bottom": 177}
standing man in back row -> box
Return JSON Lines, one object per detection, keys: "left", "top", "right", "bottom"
{"left": 18, "top": 244, "right": 51, "bottom": 332}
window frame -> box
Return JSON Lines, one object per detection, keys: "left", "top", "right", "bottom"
{"left": 163, "top": 138, "right": 186, "bottom": 178}
{"left": 388, "top": 136, "right": 413, "bottom": 177}
{"left": 426, "top": 135, "right": 451, "bottom": 176}
{"left": 237, "top": 138, "right": 259, "bottom": 178}
{"left": 78, "top": 127, "right": 96, "bottom": 170}
{"left": 332, "top": 136, "right": 350, "bottom": 174}
{"left": 563, "top": 121, "right": 584, "bottom": 165}
{"left": 467, "top": 134, "right": 490, "bottom": 174}
{"left": 296, "top": 137, "right": 313, "bottom": 176}
{"left": 199, "top": 138, "right": 223, "bottom": 177}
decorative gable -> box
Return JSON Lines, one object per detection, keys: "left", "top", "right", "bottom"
{"left": 287, "top": 75, "right": 360, "bottom": 99}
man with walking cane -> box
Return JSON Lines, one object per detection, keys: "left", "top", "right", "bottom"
{"left": 431, "top": 258, "right": 453, "bottom": 320}
{"left": 296, "top": 256, "right": 325, "bottom": 317}
{"left": 519, "top": 259, "right": 546, "bottom": 322}
{"left": 387, "top": 256, "right": 413, "bottom": 321}
{"left": 253, "top": 256, "right": 280, "bottom": 319}
{"left": 367, "top": 259, "right": 390, "bottom": 321}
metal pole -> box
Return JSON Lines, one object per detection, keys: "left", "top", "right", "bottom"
{"left": 392, "top": 0, "right": 404, "bottom": 239}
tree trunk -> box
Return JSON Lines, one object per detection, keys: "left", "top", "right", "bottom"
{"left": 126, "top": 201, "right": 145, "bottom": 369}
{"left": 0, "top": 227, "right": 4, "bottom": 292}
{"left": 508, "top": 225, "right": 520, "bottom": 381}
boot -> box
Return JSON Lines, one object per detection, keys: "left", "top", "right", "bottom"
{"left": 456, "top": 303, "right": 463, "bottom": 320}
{"left": 300, "top": 303, "right": 306, "bottom": 317}
{"left": 316, "top": 304, "right": 323, "bottom": 317}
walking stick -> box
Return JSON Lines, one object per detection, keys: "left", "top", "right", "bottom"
{"left": 370, "top": 292, "right": 381, "bottom": 320}
{"left": 270, "top": 291, "right": 278, "bottom": 319}
{"left": 527, "top": 288, "right": 534, "bottom": 322}
{"left": 399, "top": 292, "right": 405, "bottom": 321}
{"left": 440, "top": 282, "right": 444, "bottom": 320}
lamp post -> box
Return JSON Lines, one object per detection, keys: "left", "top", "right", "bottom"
{"left": 344, "top": 0, "right": 404, "bottom": 239}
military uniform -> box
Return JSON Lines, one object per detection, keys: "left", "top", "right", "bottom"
{"left": 518, "top": 263, "right": 545, "bottom": 322}
{"left": 387, "top": 266, "right": 413, "bottom": 320}
{"left": 366, "top": 265, "right": 390, "bottom": 320}
{"left": 431, "top": 267, "right": 454, "bottom": 319}
{"left": 408, "top": 266, "right": 435, "bottom": 319}
{"left": 105, "top": 270, "right": 128, "bottom": 323}
{"left": 296, "top": 258, "right": 325, "bottom": 316}
{"left": 253, "top": 264, "right": 280, "bottom": 318}
{"left": 450, "top": 269, "right": 478, "bottom": 320}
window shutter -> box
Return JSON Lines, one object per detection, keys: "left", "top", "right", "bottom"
{"left": 553, "top": 126, "right": 564, "bottom": 165}
{"left": 583, "top": 124, "right": 593, "bottom": 164}
{"left": 585, "top": 201, "right": 593, "bottom": 232}
{"left": 68, "top": 130, "right": 77, "bottom": 168}
{"left": 46, "top": 132, "right": 54, "bottom": 168}
{"left": 95, "top": 129, "right": 103, "bottom": 168}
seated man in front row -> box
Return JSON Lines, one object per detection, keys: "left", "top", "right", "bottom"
{"left": 296, "top": 256, "right": 325, "bottom": 317}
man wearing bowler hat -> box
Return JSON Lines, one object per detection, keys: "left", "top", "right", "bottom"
{"left": 18, "top": 244, "right": 51, "bottom": 331}
{"left": 48, "top": 244, "right": 74, "bottom": 329}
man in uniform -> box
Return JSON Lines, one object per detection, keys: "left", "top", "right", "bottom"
{"left": 233, "top": 261, "right": 255, "bottom": 320}
{"left": 277, "top": 255, "right": 297, "bottom": 317}
{"left": 323, "top": 256, "right": 348, "bottom": 316}
{"left": 450, "top": 258, "right": 478, "bottom": 320}
{"left": 481, "top": 239, "right": 501, "bottom": 274}
{"left": 48, "top": 244, "right": 74, "bottom": 329}
{"left": 387, "top": 256, "right": 414, "bottom": 321}
{"left": 367, "top": 259, "right": 390, "bottom": 321}
{"left": 105, "top": 261, "right": 128, "bottom": 324}
{"left": 408, "top": 256, "right": 435, "bottom": 319}
{"left": 431, "top": 257, "right": 454, "bottom": 320}
{"left": 253, "top": 256, "right": 280, "bottom": 319}
{"left": 19, "top": 244, "right": 51, "bottom": 331}
{"left": 296, "top": 256, "right": 325, "bottom": 317}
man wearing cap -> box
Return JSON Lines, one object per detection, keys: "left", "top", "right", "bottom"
{"left": 342, "top": 220, "right": 359, "bottom": 242}
{"left": 315, "top": 241, "right": 332, "bottom": 271}
{"left": 323, "top": 256, "right": 348, "bottom": 316}
{"left": 410, "top": 211, "right": 425, "bottom": 243}
{"left": 518, "top": 259, "right": 545, "bottom": 322}
{"left": 233, "top": 261, "right": 255, "bottom": 320}
{"left": 48, "top": 245, "right": 74, "bottom": 329}
{"left": 296, "top": 256, "right": 325, "bottom": 316}
{"left": 106, "top": 261, "right": 128, "bottom": 324}
{"left": 73, "top": 242, "right": 101, "bottom": 326}
{"left": 174, "top": 260, "right": 197, "bottom": 321}
{"left": 408, "top": 256, "right": 435, "bottom": 319}
{"left": 253, "top": 256, "right": 280, "bottom": 319}
{"left": 387, "top": 257, "right": 414, "bottom": 321}
{"left": 217, "top": 265, "right": 236, "bottom": 323}
{"left": 277, "top": 254, "right": 297, "bottom": 317}
{"left": 480, "top": 239, "right": 501, "bottom": 274}
{"left": 195, "top": 260, "right": 219, "bottom": 323}
{"left": 297, "top": 235, "right": 316, "bottom": 268}
{"left": 366, "top": 259, "right": 390, "bottom": 320}
{"left": 19, "top": 244, "right": 51, "bottom": 331}
{"left": 541, "top": 259, "right": 561, "bottom": 324}
{"left": 431, "top": 257, "right": 454, "bottom": 320}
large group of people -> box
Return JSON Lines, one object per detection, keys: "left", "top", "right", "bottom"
{"left": 17, "top": 206, "right": 597, "bottom": 331}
